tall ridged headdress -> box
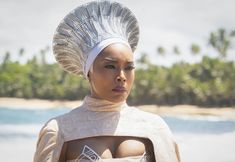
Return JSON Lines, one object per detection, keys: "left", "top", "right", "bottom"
{"left": 53, "top": 0, "right": 139, "bottom": 77}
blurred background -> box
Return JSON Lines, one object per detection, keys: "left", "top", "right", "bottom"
{"left": 0, "top": 0, "right": 235, "bottom": 162}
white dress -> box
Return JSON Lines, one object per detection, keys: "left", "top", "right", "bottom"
{"left": 34, "top": 96, "right": 180, "bottom": 162}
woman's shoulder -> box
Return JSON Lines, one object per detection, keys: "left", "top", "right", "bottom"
{"left": 124, "top": 106, "right": 169, "bottom": 129}
{"left": 39, "top": 105, "right": 83, "bottom": 133}
{"left": 125, "top": 106, "right": 163, "bottom": 119}
{"left": 34, "top": 118, "right": 63, "bottom": 162}
{"left": 50, "top": 104, "right": 85, "bottom": 122}
{"left": 34, "top": 106, "right": 85, "bottom": 161}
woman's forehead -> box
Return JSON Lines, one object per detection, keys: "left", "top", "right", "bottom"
{"left": 103, "top": 56, "right": 134, "bottom": 64}
{"left": 97, "top": 43, "right": 134, "bottom": 61}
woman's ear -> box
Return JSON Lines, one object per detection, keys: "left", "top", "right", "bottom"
{"left": 87, "top": 64, "right": 93, "bottom": 82}
{"left": 87, "top": 72, "right": 91, "bottom": 82}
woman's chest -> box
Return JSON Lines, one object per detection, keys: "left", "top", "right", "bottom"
{"left": 65, "top": 136, "right": 147, "bottom": 160}
{"left": 61, "top": 136, "right": 152, "bottom": 160}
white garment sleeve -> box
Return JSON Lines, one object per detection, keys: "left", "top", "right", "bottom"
{"left": 34, "top": 119, "right": 63, "bottom": 162}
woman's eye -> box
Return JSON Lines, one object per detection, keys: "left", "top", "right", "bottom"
{"left": 105, "top": 65, "right": 115, "bottom": 69}
{"left": 125, "top": 66, "right": 135, "bottom": 70}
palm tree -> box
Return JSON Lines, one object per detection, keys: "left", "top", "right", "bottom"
{"left": 156, "top": 46, "right": 166, "bottom": 56}
{"left": 40, "top": 49, "right": 46, "bottom": 65}
{"left": 18, "top": 48, "right": 25, "bottom": 63}
{"left": 209, "top": 28, "right": 235, "bottom": 58}
{"left": 137, "top": 52, "right": 151, "bottom": 64}
{"left": 191, "top": 43, "right": 200, "bottom": 55}
{"left": 173, "top": 46, "right": 181, "bottom": 55}
{"left": 3, "top": 51, "right": 11, "bottom": 64}
{"left": 39, "top": 46, "right": 50, "bottom": 65}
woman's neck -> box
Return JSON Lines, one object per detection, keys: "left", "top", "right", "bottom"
{"left": 82, "top": 95, "right": 127, "bottom": 112}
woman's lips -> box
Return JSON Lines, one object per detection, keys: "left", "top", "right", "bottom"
{"left": 112, "top": 86, "right": 127, "bottom": 93}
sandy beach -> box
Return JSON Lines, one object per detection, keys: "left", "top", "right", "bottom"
{"left": 1, "top": 97, "right": 235, "bottom": 119}
{"left": 0, "top": 97, "right": 83, "bottom": 109}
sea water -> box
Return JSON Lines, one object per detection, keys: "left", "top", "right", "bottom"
{"left": 0, "top": 107, "right": 69, "bottom": 139}
{"left": 0, "top": 107, "right": 235, "bottom": 139}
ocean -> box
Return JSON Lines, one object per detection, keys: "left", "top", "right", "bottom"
{"left": 0, "top": 107, "right": 235, "bottom": 162}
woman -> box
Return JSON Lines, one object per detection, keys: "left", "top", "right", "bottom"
{"left": 34, "top": 1, "right": 180, "bottom": 162}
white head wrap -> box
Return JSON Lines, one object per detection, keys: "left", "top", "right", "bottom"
{"left": 53, "top": 0, "right": 139, "bottom": 77}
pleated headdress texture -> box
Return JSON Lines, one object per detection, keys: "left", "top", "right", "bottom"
{"left": 53, "top": 0, "right": 139, "bottom": 77}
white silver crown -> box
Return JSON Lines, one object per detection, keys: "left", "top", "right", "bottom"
{"left": 53, "top": 0, "right": 139, "bottom": 76}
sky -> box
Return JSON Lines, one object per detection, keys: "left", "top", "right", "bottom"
{"left": 0, "top": 0, "right": 235, "bottom": 66}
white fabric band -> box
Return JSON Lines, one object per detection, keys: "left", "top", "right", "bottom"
{"left": 84, "top": 38, "right": 131, "bottom": 77}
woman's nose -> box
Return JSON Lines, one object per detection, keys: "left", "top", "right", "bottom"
{"left": 116, "top": 70, "right": 126, "bottom": 82}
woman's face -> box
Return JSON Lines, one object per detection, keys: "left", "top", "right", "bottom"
{"left": 88, "top": 43, "right": 135, "bottom": 103}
